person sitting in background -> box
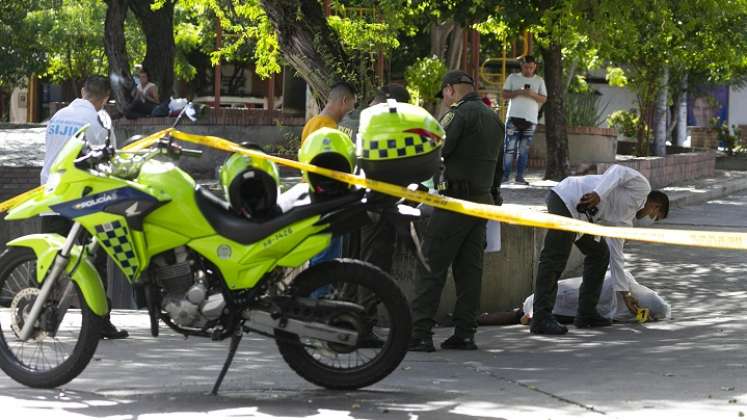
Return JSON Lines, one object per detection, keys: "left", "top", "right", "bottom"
{"left": 478, "top": 270, "right": 671, "bottom": 326}
{"left": 126, "top": 68, "right": 160, "bottom": 119}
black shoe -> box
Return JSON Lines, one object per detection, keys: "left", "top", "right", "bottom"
{"left": 515, "top": 177, "right": 529, "bottom": 185}
{"left": 358, "top": 332, "right": 385, "bottom": 348}
{"left": 440, "top": 335, "right": 478, "bottom": 350}
{"left": 101, "top": 320, "right": 129, "bottom": 340}
{"left": 530, "top": 316, "right": 569, "bottom": 335}
{"left": 574, "top": 311, "right": 612, "bottom": 328}
{"left": 408, "top": 337, "right": 436, "bottom": 353}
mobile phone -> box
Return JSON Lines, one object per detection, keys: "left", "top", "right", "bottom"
{"left": 524, "top": 84, "right": 531, "bottom": 89}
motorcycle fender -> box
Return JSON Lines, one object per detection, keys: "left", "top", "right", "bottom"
{"left": 4, "top": 189, "right": 51, "bottom": 221}
{"left": 7, "top": 234, "right": 109, "bottom": 316}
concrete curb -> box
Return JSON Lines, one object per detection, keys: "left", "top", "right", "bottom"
{"left": 665, "top": 171, "right": 747, "bottom": 208}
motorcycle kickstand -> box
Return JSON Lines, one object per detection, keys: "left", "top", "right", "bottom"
{"left": 210, "top": 329, "right": 243, "bottom": 396}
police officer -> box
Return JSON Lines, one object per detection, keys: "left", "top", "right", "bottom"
{"left": 409, "top": 70, "right": 504, "bottom": 352}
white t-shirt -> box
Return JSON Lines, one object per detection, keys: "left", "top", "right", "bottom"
{"left": 137, "top": 82, "right": 157, "bottom": 103}
{"left": 503, "top": 73, "right": 547, "bottom": 124}
{"left": 522, "top": 270, "right": 671, "bottom": 322}
{"left": 41, "top": 98, "right": 115, "bottom": 184}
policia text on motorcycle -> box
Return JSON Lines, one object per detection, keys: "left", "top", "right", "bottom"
{"left": 409, "top": 70, "right": 504, "bottom": 352}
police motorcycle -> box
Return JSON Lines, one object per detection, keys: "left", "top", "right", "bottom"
{"left": 0, "top": 101, "right": 444, "bottom": 392}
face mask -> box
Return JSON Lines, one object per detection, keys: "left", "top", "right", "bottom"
{"left": 634, "top": 214, "right": 657, "bottom": 227}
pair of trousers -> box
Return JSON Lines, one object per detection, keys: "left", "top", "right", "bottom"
{"left": 411, "top": 209, "right": 487, "bottom": 339}
{"left": 502, "top": 118, "right": 537, "bottom": 180}
{"left": 532, "top": 192, "right": 610, "bottom": 319}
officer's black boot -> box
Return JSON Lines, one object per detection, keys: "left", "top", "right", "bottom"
{"left": 573, "top": 310, "right": 612, "bottom": 328}
{"left": 101, "top": 316, "right": 129, "bottom": 339}
{"left": 408, "top": 337, "right": 436, "bottom": 352}
{"left": 530, "top": 313, "right": 568, "bottom": 335}
{"left": 440, "top": 335, "right": 478, "bottom": 350}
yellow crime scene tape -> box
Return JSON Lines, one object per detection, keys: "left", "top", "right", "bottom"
{"left": 2, "top": 127, "right": 746, "bottom": 251}
{"left": 165, "top": 129, "right": 747, "bottom": 251}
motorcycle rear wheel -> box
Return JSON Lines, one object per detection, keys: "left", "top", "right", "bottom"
{"left": 275, "top": 259, "right": 411, "bottom": 390}
{"left": 0, "top": 247, "right": 103, "bottom": 388}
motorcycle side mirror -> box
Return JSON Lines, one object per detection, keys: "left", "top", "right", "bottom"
{"left": 97, "top": 111, "right": 113, "bottom": 147}
{"left": 185, "top": 103, "right": 205, "bottom": 122}
{"left": 172, "top": 102, "right": 205, "bottom": 128}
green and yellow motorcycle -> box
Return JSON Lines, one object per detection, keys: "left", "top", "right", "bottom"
{"left": 0, "top": 116, "right": 412, "bottom": 392}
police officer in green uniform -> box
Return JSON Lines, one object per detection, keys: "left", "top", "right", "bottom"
{"left": 409, "top": 70, "right": 505, "bottom": 352}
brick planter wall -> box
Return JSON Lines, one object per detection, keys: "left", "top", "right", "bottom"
{"left": 690, "top": 127, "right": 719, "bottom": 150}
{"left": 0, "top": 166, "right": 41, "bottom": 202}
{"left": 0, "top": 165, "right": 42, "bottom": 253}
{"left": 597, "top": 151, "right": 716, "bottom": 189}
{"left": 114, "top": 108, "right": 305, "bottom": 128}
{"left": 528, "top": 125, "right": 618, "bottom": 168}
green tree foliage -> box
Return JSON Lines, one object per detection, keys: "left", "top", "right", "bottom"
{"left": 25, "top": 0, "right": 145, "bottom": 89}
{"left": 0, "top": 0, "right": 47, "bottom": 89}
{"left": 405, "top": 56, "right": 446, "bottom": 112}
{"left": 588, "top": 0, "right": 747, "bottom": 154}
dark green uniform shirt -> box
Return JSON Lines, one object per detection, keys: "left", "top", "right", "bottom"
{"left": 440, "top": 92, "right": 504, "bottom": 203}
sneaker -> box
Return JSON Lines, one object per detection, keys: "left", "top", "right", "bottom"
{"left": 440, "top": 335, "right": 478, "bottom": 350}
{"left": 101, "top": 320, "right": 129, "bottom": 340}
{"left": 515, "top": 177, "right": 529, "bottom": 185}
{"left": 408, "top": 337, "right": 436, "bottom": 352}
{"left": 358, "top": 332, "right": 385, "bottom": 348}
{"left": 501, "top": 176, "right": 509, "bottom": 183}
{"left": 530, "top": 316, "right": 568, "bottom": 335}
{"left": 574, "top": 311, "right": 612, "bottom": 328}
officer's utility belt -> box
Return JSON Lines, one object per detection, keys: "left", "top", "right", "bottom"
{"left": 438, "top": 179, "right": 476, "bottom": 200}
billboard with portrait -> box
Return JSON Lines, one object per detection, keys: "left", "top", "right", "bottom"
{"left": 688, "top": 86, "right": 729, "bottom": 127}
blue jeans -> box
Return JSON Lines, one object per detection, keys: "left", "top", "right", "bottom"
{"left": 309, "top": 235, "right": 343, "bottom": 299}
{"left": 503, "top": 119, "right": 537, "bottom": 180}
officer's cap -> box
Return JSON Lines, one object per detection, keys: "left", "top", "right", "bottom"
{"left": 436, "top": 70, "right": 475, "bottom": 98}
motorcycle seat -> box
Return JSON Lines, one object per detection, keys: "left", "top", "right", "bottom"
{"left": 194, "top": 186, "right": 364, "bottom": 245}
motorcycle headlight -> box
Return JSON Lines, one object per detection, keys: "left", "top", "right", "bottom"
{"left": 44, "top": 171, "right": 63, "bottom": 193}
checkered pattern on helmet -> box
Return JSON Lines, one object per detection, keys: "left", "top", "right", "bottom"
{"left": 95, "top": 220, "right": 138, "bottom": 280}
{"left": 361, "top": 135, "right": 437, "bottom": 160}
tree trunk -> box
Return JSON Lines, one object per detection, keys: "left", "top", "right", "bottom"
{"left": 446, "top": 25, "right": 464, "bottom": 71}
{"left": 430, "top": 20, "right": 455, "bottom": 59}
{"left": 261, "top": 0, "right": 355, "bottom": 103}
{"left": 653, "top": 67, "right": 668, "bottom": 156}
{"left": 539, "top": 43, "right": 569, "bottom": 180}
{"left": 103, "top": 0, "right": 134, "bottom": 113}
{"left": 128, "top": 0, "right": 175, "bottom": 102}
{"left": 636, "top": 97, "right": 655, "bottom": 156}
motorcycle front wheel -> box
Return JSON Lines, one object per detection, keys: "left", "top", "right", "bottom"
{"left": 0, "top": 247, "right": 103, "bottom": 388}
{"left": 275, "top": 259, "right": 411, "bottom": 390}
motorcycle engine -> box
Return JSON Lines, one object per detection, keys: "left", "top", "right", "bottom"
{"left": 151, "top": 247, "right": 226, "bottom": 328}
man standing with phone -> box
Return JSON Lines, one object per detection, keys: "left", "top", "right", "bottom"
{"left": 501, "top": 55, "right": 547, "bottom": 185}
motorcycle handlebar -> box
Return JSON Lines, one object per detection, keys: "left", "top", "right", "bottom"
{"left": 180, "top": 148, "right": 203, "bottom": 158}
{"left": 158, "top": 137, "right": 202, "bottom": 158}
{"left": 74, "top": 146, "right": 113, "bottom": 169}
